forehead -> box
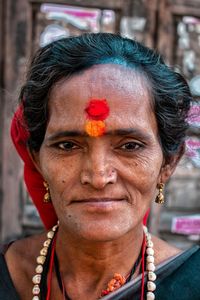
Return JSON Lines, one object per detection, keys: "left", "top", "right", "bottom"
{"left": 47, "top": 64, "right": 155, "bottom": 131}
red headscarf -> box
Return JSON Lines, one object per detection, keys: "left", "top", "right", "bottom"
{"left": 10, "top": 105, "right": 57, "bottom": 229}
{"left": 10, "top": 105, "right": 149, "bottom": 229}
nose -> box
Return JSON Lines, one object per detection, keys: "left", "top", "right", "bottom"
{"left": 80, "top": 148, "right": 117, "bottom": 189}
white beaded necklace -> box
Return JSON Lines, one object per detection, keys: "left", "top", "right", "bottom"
{"left": 31, "top": 224, "right": 156, "bottom": 300}
{"left": 144, "top": 225, "right": 157, "bottom": 300}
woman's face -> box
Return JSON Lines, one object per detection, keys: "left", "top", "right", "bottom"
{"left": 35, "top": 64, "right": 173, "bottom": 241}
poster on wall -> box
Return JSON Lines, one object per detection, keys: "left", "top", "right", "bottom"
{"left": 39, "top": 3, "right": 115, "bottom": 45}
{"left": 172, "top": 215, "right": 200, "bottom": 235}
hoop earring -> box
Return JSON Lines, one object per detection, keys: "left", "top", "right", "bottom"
{"left": 155, "top": 183, "right": 164, "bottom": 204}
{"left": 43, "top": 181, "right": 51, "bottom": 203}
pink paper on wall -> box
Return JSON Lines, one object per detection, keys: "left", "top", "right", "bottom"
{"left": 172, "top": 215, "right": 200, "bottom": 235}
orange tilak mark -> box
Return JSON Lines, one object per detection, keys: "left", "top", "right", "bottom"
{"left": 85, "top": 120, "right": 106, "bottom": 137}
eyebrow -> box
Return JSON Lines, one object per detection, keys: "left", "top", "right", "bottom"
{"left": 47, "top": 128, "right": 152, "bottom": 142}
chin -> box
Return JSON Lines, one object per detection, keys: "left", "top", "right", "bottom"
{"left": 80, "top": 230, "right": 126, "bottom": 242}
{"left": 60, "top": 209, "right": 138, "bottom": 242}
{"left": 75, "top": 219, "right": 135, "bottom": 242}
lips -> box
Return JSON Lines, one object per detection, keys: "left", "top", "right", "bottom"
{"left": 70, "top": 198, "right": 126, "bottom": 213}
{"left": 72, "top": 198, "right": 124, "bottom": 202}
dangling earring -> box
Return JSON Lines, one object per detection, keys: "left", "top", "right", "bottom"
{"left": 155, "top": 183, "right": 164, "bottom": 204}
{"left": 43, "top": 181, "right": 51, "bottom": 203}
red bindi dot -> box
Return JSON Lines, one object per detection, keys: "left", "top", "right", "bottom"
{"left": 85, "top": 99, "right": 110, "bottom": 121}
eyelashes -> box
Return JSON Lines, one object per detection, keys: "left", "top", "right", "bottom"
{"left": 56, "top": 141, "right": 80, "bottom": 151}
{"left": 52, "top": 140, "right": 144, "bottom": 153}
{"left": 119, "top": 142, "right": 144, "bottom": 151}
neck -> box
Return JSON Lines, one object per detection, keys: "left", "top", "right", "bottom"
{"left": 55, "top": 223, "right": 144, "bottom": 281}
{"left": 32, "top": 224, "right": 156, "bottom": 300}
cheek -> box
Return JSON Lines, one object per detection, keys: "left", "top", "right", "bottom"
{"left": 123, "top": 151, "right": 163, "bottom": 196}
{"left": 39, "top": 153, "right": 81, "bottom": 195}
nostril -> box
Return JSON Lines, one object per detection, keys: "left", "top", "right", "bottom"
{"left": 80, "top": 172, "right": 91, "bottom": 185}
{"left": 80, "top": 168, "right": 117, "bottom": 188}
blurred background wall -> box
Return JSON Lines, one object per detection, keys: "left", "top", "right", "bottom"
{"left": 0, "top": 0, "right": 200, "bottom": 249}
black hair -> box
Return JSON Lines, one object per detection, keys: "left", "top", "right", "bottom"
{"left": 19, "top": 33, "right": 192, "bottom": 159}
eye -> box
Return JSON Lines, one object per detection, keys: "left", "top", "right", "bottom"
{"left": 120, "top": 142, "right": 143, "bottom": 151}
{"left": 57, "top": 141, "right": 80, "bottom": 151}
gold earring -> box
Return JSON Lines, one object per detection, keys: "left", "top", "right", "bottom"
{"left": 155, "top": 183, "right": 164, "bottom": 204}
{"left": 43, "top": 181, "right": 51, "bottom": 203}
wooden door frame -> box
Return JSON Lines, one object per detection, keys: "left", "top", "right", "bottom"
{"left": 149, "top": 0, "right": 200, "bottom": 237}
{"left": 157, "top": 0, "right": 200, "bottom": 64}
{"left": 0, "top": 0, "right": 6, "bottom": 239}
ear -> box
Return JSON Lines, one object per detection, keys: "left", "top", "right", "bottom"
{"left": 27, "top": 148, "right": 44, "bottom": 176}
{"left": 159, "top": 145, "right": 184, "bottom": 184}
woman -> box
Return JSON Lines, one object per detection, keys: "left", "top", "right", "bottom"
{"left": 0, "top": 33, "right": 199, "bottom": 300}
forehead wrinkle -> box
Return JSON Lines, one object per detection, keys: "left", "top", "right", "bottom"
{"left": 46, "top": 65, "right": 156, "bottom": 140}
{"left": 51, "top": 64, "right": 151, "bottom": 101}
{"left": 48, "top": 65, "right": 153, "bottom": 113}
{"left": 48, "top": 76, "right": 90, "bottom": 119}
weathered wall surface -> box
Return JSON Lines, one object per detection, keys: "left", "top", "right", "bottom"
{"left": 0, "top": 0, "right": 199, "bottom": 248}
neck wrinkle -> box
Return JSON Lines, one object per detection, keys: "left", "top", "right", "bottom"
{"left": 55, "top": 223, "right": 144, "bottom": 281}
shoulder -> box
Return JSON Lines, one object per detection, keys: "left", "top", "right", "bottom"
{"left": 151, "top": 235, "right": 182, "bottom": 265}
{"left": 181, "top": 245, "right": 200, "bottom": 269}
{"left": 155, "top": 246, "right": 200, "bottom": 299}
{"left": 5, "top": 232, "right": 46, "bottom": 273}
{"left": 3, "top": 232, "right": 46, "bottom": 300}
{"left": 0, "top": 252, "right": 20, "bottom": 299}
